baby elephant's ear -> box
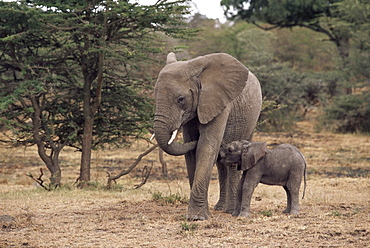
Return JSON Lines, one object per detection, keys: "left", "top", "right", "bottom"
{"left": 241, "top": 142, "right": 267, "bottom": 171}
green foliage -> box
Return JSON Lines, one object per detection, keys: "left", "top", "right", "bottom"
{"left": 272, "top": 27, "right": 338, "bottom": 71}
{"left": 222, "top": 0, "right": 334, "bottom": 26}
{"left": 255, "top": 63, "right": 340, "bottom": 131}
{"left": 331, "top": 210, "right": 342, "bottom": 217}
{"left": 180, "top": 221, "right": 198, "bottom": 232}
{"left": 322, "top": 93, "right": 370, "bottom": 133}
{"left": 0, "top": 0, "right": 198, "bottom": 184}
{"left": 186, "top": 17, "right": 345, "bottom": 131}
{"left": 220, "top": 0, "right": 343, "bottom": 47}
{"left": 0, "top": 0, "right": 197, "bottom": 148}
{"left": 321, "top": 0, "right": 370, "bottom": 133}
{"left": 217, "top": 1, "right": 370, "bottom": 134}
{"left": 152, "top": 192, "right": 188, "bottom": 205}
{"left": 260, "top": 210, "right": 273, "bottom": 217}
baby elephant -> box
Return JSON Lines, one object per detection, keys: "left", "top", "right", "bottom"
{"left": 219, "top": 141, "right": 307, "bottom": 218}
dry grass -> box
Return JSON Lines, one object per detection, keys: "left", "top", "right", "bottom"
{"left": 0, "top": 120, "right": 369, "bottom": 247}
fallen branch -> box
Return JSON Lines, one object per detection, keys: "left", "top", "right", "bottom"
{"left": 26, "top": 168, "right": 50, "bottom": 191}
{"left": 107, "top": 144, "right": 159, "bottom": 189}
{"left": 134, "top": 162, "right": 154, "bottom": 189}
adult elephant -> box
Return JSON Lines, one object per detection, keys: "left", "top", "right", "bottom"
{"left": 153, "top": 52, "right": 262, "bottom": 220}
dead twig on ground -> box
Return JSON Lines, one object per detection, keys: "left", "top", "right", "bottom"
{"left": 134, "top": 162, "right": 154, "bottom": 189}
{"left": 26, "top": 168, "right": 50, "bottom": 191}
{"left": 106, "top": 144, "right": 159, "bottom": 189}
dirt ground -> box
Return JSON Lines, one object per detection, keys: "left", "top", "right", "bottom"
{"left": 0, "top": 121, "right": 369, "bottom": 247}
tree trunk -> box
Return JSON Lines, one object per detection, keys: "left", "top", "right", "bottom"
{"left": 79, "top": 115, "right": 93, "bottom": 184}
{"left": 30, "top": 93, "right": 62, "bottom": 188}
{"left": 337, "top": 36, "right": 352, "bottom": 95}
{"left": 37, "top": 142, "right": 62, "bottom": 189}
{"left": 79, "top": 75, "right": 94, "bottom": 184}
{"left": 79, "top": 51, "right": 104, "bottom": 186}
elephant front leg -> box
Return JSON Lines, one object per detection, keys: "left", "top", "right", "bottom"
{"left": 225, "top": 164, "right": 240, "bottom": 213}
{"left": 187, "top": 112, "right": 229, "bottom": 221}
{"left": 238, "top": 172, "right": 259, "bottom": 218}
{"left": 214, "top": 161, "right": 227, "bottom": 211}
{"left": 187, "top": 159, "right": 213, "bottom": 221}
{"left": 232, "top": 171, "right": 246, "bottom": 217}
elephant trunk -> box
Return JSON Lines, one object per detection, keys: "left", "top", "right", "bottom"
{"left": 153, "top": 120, "right": 197, "bottom": 156}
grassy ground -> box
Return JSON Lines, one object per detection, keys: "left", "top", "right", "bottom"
{"left": 0, "top": 121, "right": 369, "bottom": 247}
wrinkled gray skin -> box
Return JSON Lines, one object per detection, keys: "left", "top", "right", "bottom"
{"left": 153, "top": 53, "right": 262, "bottom": 220}
{"left": 219, "top": 141, "right": 307, "bottom": 218}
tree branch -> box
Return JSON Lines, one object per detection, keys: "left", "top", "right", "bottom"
{"left": 106, "top": 144, "right": 159, "bottom": 188}
{"left": 26, "top": 168, "right": 50, "bottom": 191}
{"left": 134, "top": 162, "right": 154, "bottom": 189}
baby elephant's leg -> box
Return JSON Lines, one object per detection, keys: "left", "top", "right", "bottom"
{"left": 238, "top": 172, "right": 259, "bottom": 218}
{"left": 232, "top": 171, "right": 246, "bottom": 216}
{"left": 286, "top": 184, "right": 300, "bottom": 215}
{"left": 283, "top": 186, "right": 291, "bottom": 213}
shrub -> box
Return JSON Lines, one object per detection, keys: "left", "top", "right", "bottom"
{"left": 322, "top": 93, "right": 370, "bottom": 133}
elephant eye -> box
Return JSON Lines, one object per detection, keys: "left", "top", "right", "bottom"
{"left": 177, "top": 96, "right": 186, "bottom": 107}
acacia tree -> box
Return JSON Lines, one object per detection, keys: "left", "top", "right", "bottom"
{"left": 221, "top": 0, "right": 352, "bottom": 58}
{"left": 0, "top": 2, "right": 75, "bottom": 188}
{"left": 322, "top": 0, "right": 370, "bottom": 133}
{"left": 0, "top": 0, "right": 197, "bottom": 187}
{"left": 221, "top": 0, "right": 370, "bottom": 133}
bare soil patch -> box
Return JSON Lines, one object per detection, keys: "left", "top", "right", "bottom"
{"left": 1, "top": 121, "right": 369, "bottom": 247}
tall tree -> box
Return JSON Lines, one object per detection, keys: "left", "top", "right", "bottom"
{"left": 322, "top": 0, "right": 370, "bottom": 133}
{"left": 220, "top": 0, "right": 351, "bottom": 58}
{"left": 0, "top": 0, "right": 197, "bottom": 187}
{"left": 0, "top": 1, "right": 74, "bottom": 188}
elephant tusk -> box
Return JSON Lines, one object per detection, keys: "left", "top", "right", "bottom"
{"left": 168, "top": 129, "right": 178, "bottom": 145}
{"left": 150, "top": 133, "right": 155, "bottom": 141}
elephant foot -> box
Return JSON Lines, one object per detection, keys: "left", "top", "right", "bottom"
{"left": 237, "top": 211, "right": 250, "bottom": 218}
{"left": 214, "top": 202, "right": 225, "bottom": 211}
{"left": 224, "top": 208, "right": 234, "bottom": 214}
{"left": 283, "top": 206, "right": 299, "bottom": 215}
{"left": 231, "top": 210, "right": 240, "bottom": 217}
{"left": 187, "top": 206, "right": 211, "bottom": 221}
{"left": 289, "top": 209, "right": 299, "bottom": 215}
{"left": 283, "top": 208, "right": 290, "bottom": 214}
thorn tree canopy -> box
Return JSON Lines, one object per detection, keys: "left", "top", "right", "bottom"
{"left": 0, "top": 0, "right": 198, "bottom": 187}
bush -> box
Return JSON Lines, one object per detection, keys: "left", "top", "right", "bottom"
{"left": 254, "top": 63, "right": 340, "bottom": 132}
{"left": 152, "top": 192, "right": 188, "bottom": 205}
{"left": 322, "top": 93, "right": 370, "bottom": 133}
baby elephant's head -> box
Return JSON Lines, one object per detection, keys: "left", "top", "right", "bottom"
{"left": 220, "top": 140, "right": 267, "bottom": 171}
{"left": 219, "top": 140, "right": 250, "bottom": 167}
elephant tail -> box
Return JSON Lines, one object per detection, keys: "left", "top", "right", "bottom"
{"left": 300, "top": 151, "right": 307, "bottom": 200}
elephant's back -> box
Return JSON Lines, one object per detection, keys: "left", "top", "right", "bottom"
{"left": 223, "top": 72, "right": 262, "bottom": 144}
{"left": 271, "top": 144, "right": 306, "bottom": 166}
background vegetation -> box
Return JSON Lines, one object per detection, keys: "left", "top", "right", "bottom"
{"left": 0, "top": 2, "right": 369, "bottom": 246}
{"left": 0, "top": 0, "right": 369, "bottom": 186}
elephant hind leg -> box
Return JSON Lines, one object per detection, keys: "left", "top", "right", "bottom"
{"left": 283, "top": 186, "right": 291, "bottom": 213}
{"left": 284, "top": 185, "right": 300, "bottom": 215}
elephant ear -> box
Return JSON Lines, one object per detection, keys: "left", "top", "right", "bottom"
{"left": 241, "top": 142, "right": 267, "bottom": 171}
{"left": 166, "top": 52, "right": 177, "bottom": 64}
{"left": 188, "top": 53, "right": 249, "bottom": 124}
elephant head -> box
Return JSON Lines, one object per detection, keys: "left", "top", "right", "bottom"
{"left": 241, "top": 142, "right": 267, "bottom": 171}
{"left": 220, "top": 141, "right": 267, "bottom": 171}
{"left": 153, "top": 53, "right": 249, "bottom": 156}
